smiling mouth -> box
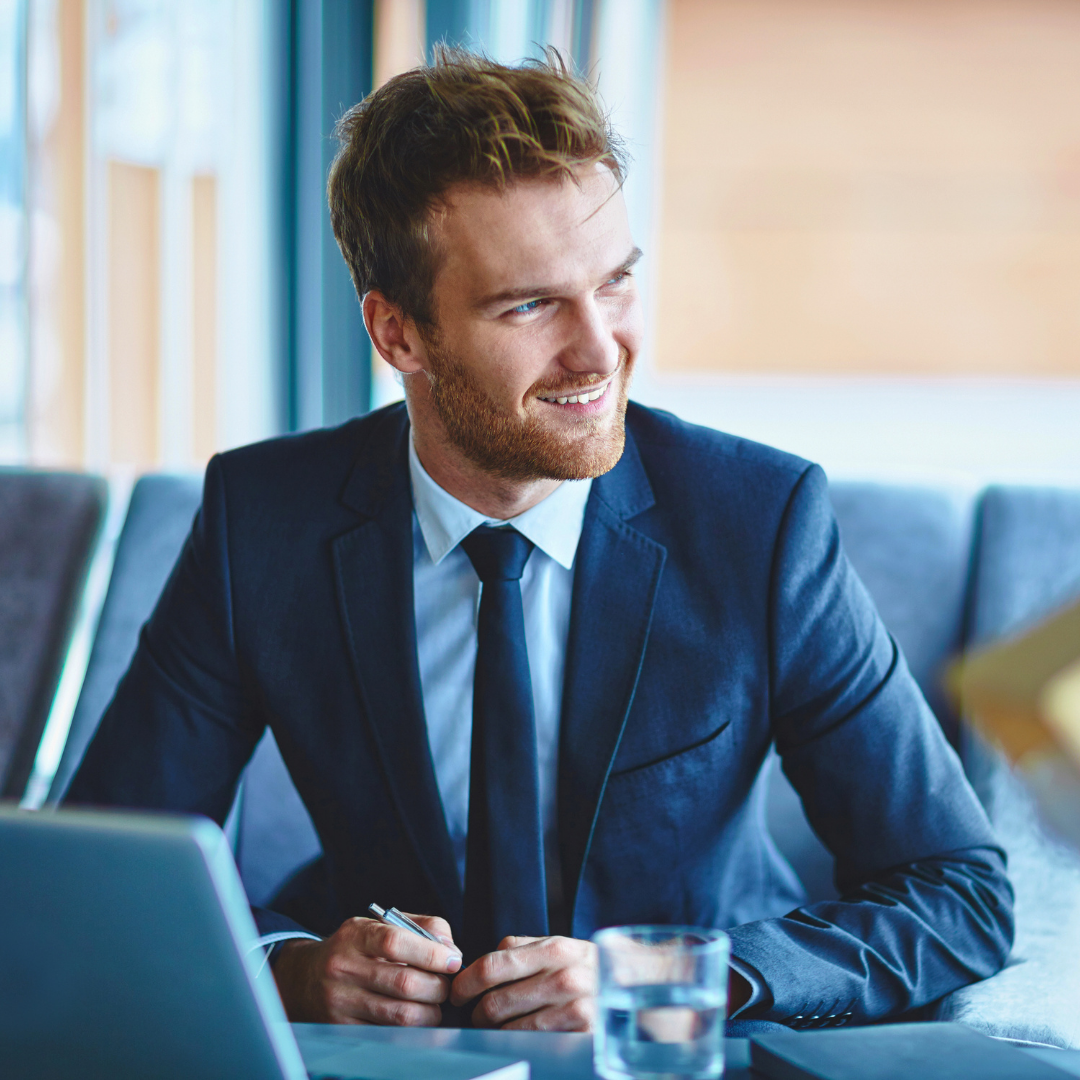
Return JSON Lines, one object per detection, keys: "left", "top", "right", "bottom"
{"left": 537, "top": 378, "right": 612, "bottom": 405}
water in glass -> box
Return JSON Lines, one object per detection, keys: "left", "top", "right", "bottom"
{"left": 596, "top": 981, "right": 725, "bottom": 1080}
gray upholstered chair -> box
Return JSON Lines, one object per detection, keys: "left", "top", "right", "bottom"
{"left": 0, "top": 469, "right": 106, "bottom": 799}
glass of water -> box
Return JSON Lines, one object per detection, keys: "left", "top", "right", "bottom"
{"left": 593, "top": 925, "right": 730, "bottom": 1080}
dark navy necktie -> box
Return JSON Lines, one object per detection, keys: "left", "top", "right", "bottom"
{"left": 459, "top": 525, "right": 549, "bottom": 963}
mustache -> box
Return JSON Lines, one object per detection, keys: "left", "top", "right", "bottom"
{"left": 527, "top": 351, "right": 628, "bottom": 398}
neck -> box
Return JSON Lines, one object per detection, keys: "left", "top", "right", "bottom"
{"left": 409, "top": 415, "right": 562, "bottom": 521}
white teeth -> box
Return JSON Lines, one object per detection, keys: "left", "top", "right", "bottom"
{"left": 542, "top": 383, "right": 608, "bottom": 404}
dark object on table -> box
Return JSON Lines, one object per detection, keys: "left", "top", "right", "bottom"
{"left": 750, "top": 1022, "right": 1068, "bottom": 1080}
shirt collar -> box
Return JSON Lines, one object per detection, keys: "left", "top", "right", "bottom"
{"left": 408, "top": 434, "right": 593, "bottom": 570}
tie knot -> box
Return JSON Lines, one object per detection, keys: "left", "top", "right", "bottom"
{"left": 461, "top": 525, "right": 535, "bottom": 583}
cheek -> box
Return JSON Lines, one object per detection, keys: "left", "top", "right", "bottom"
{"left": 485, "top": 338, "right": 557, "bottom": 399}
{"left": 612, "top": 294, "right": 645, "bottom": 347}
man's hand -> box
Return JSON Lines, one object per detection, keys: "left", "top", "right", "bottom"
{"left": 450, "top": 935, "right": 597, "bottom": 1031}
{"left": 273, "top": 914, "right": 462, "bottom": 1025}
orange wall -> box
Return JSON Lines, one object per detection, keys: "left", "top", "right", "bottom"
{"left": 655, "top": 0, "right": 1080, "bottom": 375}
{"left": 107, "top": 161, "right": 161, "bottom": 465}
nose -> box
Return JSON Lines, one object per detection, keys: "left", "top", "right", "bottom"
{"left": 559, "top": 294, "right": 622, "bottom": 376}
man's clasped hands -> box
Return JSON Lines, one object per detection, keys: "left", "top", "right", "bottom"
{"left": 273, "top": 914, "right": 598, "bottom": 1031}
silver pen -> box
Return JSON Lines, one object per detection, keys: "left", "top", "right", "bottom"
{"left": 367, "top": 902, "right": 441, "bottom": 943}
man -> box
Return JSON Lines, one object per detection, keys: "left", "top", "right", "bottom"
{"left": 68, "top": 51, "right": 1012, "bottom": 1032}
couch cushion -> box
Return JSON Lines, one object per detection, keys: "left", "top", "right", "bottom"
{"left": 0, "top": 470, "right": 106, "bottom": 798}
{"left": 967, "top": 486, "right": 1080, "bottom": 647}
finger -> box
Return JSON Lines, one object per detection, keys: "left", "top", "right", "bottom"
{"left": 498, "top": 935, "right": 541, "bottom": 949}
{"left": 451, "top": 941, "right": 546, "bottom": 1004}
{"left": 362, "top": 957, "right": 451, "bottom": 1004}
{"left": 470, "top": 963, "right": 595, "bottom": 1028}
{"left": 500, "top": 999, "right": 595, "bottom": 1032}
{"left": 325, "top": 981, "right": 443, "bottom": 1027}
{"left": 452, "top": 936, "right": 590, "bottom": 1004}
{"left": 405, "top": 912, "right": 460, "bottom": 952}
{"left": 274, "top": 932, "right": 447, "bottom": 1026}
{"left": 349, "top": 917, "right": 462, "bottom": 974}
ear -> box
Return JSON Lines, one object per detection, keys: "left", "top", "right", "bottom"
{"left": 363, "top": 290, "right": 427, "bottom": 375}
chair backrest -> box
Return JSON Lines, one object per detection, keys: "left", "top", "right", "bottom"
{"left": 48, "top": 475, "right": 203, "bottom": 802}
{"left": 49, "top": 473, "right": 322, "bottom": 909}
{"left": 0, "top": 470, "right": 106, "bottom": 799}
{"left": 765, "top": 482, "right": 976, "bottom": 903}
{"left": 235, "top": 732, "right": 323, "bottom": 908}
{"left": 967, "top": 486, "right": 1080, "bottom": 646}
{"left": 829, "top": 483, "right": 975, "bottom": 735}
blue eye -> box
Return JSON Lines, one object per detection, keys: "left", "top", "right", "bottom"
{"left": 511, "top": 299, "right": 543, "bottom": 315}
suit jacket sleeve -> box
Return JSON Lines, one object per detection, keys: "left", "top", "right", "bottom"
{"left": 726, "top": 464, "right": 1014, "bottom": 1024}
{"left": 64, "top": 457, "right": 308, "bottom": 939}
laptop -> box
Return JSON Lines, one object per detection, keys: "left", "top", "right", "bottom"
{"left": 0, "top": 805, "right": 527, "bottom": 1080}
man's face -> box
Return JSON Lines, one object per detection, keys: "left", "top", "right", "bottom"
{"left": 414, "top": 164, "right": 643, "bottom": 482}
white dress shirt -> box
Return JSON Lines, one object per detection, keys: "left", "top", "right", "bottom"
{"left": 408, "top": 436, "right": 593, "bottom": 909}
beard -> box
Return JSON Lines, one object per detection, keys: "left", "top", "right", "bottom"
{"left": 422, "top": 336, "right": 634, "bottom": 483}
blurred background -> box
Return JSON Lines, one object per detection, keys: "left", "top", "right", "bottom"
{"left": 1, "top": 0, "right": 1079, "bottom": 487}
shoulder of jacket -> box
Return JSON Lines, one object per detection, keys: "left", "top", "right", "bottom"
{"left": 626, "top": 400, "right": 815, "bottom": 487}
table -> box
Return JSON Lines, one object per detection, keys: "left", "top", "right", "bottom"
{"left": 292, "top": 1024, "right": 756, "bottom": 1079}
{"left": 293, "top": 1024, "right": 1080, "bottom": 1079}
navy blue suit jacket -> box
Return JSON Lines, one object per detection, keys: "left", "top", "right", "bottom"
{"left": 68, "top": 402, "right": 1013, "bottom": 1025}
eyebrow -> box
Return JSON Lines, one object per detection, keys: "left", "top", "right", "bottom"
{"left": 475, "top": 247, "right": 644, "bottom": 311}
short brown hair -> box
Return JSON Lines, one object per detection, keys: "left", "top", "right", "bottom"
{"left": 327, "top": 48, "right": 625, "bottom": 327}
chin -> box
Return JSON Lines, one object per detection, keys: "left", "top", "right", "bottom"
{"left": 474, "top": 414, "right": 628, "bottom": 483}
{"left": 428, "top": 344, "right": 634, "bottom": 484}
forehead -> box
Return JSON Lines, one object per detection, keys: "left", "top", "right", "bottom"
{"left": 430, "top": 165, "right": 632, "bottom": 299}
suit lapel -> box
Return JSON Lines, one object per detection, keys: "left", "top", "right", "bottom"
{"left": 332, "top": 409, "right": 462, "bottom": 928}
{"left": 558, "top": 429, "right": 667, "bottom": 929}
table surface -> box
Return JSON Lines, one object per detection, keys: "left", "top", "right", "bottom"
{"left": 292, "top": 1024, "right": 1080, "bottom": 1080}
{"left": 292, "top": 1024, "right": 755, "bottom": 1080}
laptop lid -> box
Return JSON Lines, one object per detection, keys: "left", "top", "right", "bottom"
{"left": 0, "top": 806, "right": 307, "bottom": 1080}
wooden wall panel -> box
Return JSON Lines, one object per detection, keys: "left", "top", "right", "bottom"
{"left": 27, "top": 0, "right": 86, "bottom": 466}
{"left": 656, "top": 0, "right": 1080, "bottom": 375}
{"left": 192, "top": 174, "right": 217, "bottom": 462}
{"left": 374, "top": 0, "right": 425, "bottom": 88}
{"left": 107, "top": 161, "right": 160, "bottom": 465}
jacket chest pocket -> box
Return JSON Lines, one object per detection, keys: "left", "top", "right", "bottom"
{"left": 609, "top": 719, "right": 732, "bottom": 780}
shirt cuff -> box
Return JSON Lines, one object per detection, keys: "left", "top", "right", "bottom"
{"left": 728, "top": 954, "right": 769, "bottom": 1018}
{"left": 248, "top": 930, "right": 322, "bottom": 978}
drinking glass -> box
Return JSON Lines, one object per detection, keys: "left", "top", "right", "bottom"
{"left": 593, "top": 925, "right": 730, "bottom": 1080}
